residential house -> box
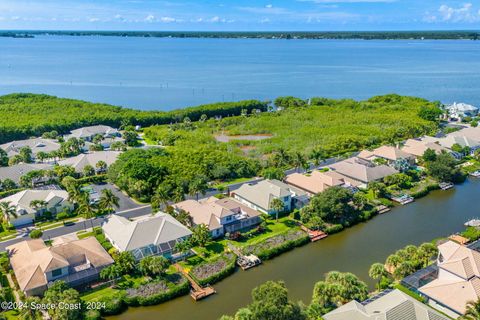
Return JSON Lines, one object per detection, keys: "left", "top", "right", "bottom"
{"left": 57, "top": 151, "right": 121, "bottom": 173}
{"left": 323, "top": 289, "right": 449, "bottom": 320}
{"left": 445, "top": 102, "right": 479, "bottom": 120}
{"left": 0, "top": 138, "right": 60, "bottom": 161}
{"left": 401, "top": 138, "right": 450, "bottom": 159}
{"left": 6, "top": 237, "right": 114, "bottom": 296}
{"left": 328, "top": 157, "right": 398, "bottom": 188}
{"left": 419, "top": 240, "right": 480, "bottom": 318}
{"left": 65, "top": 125, "right": 120, "bottom": 142}
{"left": 1, "top": 189, "right": 73, "bottom": 226}
{"left": 284, "top": 170, "right": 349, "bottom": 197}
{"left": 358, "top": 145, "right": 416, "bottom": 170}
{"left": 102, "top": 212, "right": 192, "bottom": 261}
{"left": 0, "top": 163, "right": 53, "bottom": 185}
{"left": 232, "top": 179, "right": 308, "bottom": 215}
{"left": 422, "top": 135, "right": 479, "bottom": 158}
{"left": 173, "top": 197, "right": 262, "bottom": 238}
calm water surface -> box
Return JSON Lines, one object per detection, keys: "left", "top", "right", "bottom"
{"left": 111, "top": 179, "right": 480, "bottom": 320}
{"left": 0, "top": 36, "right": 479, "bottom": 110}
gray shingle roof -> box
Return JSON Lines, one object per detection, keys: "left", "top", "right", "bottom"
{"left": 102, "top": 212, "right": 192, "bottom": 252}
{"left": 0, "top": 163, "right": 53, "bottom": 184}
{"left": 233, "top": 179, "right": 293, "bottom": 211}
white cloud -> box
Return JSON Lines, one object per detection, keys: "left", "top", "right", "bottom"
{"left": 160, "top": 16, "right": 176, "bottom": 23}
{"left": 426, "top": 3, "right": 480, "bottom": 23}
{"left": 265, "top": 4, "right": 273, "bottom": 8}
{"left": 144, "top": 14, "right": 155, "bottom": 22}
{"left": 88, "top": 17, "right": 100, "bottom": 22}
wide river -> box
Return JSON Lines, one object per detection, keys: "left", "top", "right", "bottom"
{"left": 0, "top": 36, "right": 479, "bottom": 110}
{"left": 111, "top": 178, "right": 480, "bottom": 320}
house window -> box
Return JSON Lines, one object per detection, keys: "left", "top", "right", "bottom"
{"left": 51, "top": 268, "right": 62, "bottom": 277}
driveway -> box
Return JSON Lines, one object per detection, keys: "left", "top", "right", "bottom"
{"left": 91, "top": 183, "right": 143, "bottom": 212}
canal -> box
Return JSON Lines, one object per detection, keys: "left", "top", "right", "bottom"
{"left": 111, "top": 178, "right": 480, "bottom": 320}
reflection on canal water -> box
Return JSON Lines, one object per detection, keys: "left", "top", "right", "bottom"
{"left": 111, "top": 179, "right": 480, "bottom": 320}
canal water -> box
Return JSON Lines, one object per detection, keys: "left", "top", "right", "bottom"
{"left": 111, "top": 178, "right": 480, "bottom": 320}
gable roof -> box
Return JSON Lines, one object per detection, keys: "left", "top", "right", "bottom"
{"left": 2, "top": 189, "right": 69, "bottom": 214}
{"left": 329, "top": 157, "right": 398, "bottom": 183}
{"left": 6, "top": 237, "right": 113, "bottom": 292}
{"left": 233, "top": 179, "right": 294, "bottom": 211}
{"left": 67, "top": 125, "right": 118, "bottom": 139}
{"left": 401, "top": 139, "right": 449, "bottom": 157}
{"left": 359, "top": 146, "right": 415, "bottom": 162}
{"left": 284, "top": 170, "right": 345, "bottom": 194}
{"left": 173, "top": 197, "right": 261, "bottom": 231}
{"left": 419, "top": 241, "right": 480, "bottom": 315}
{"left": 323, "top": 289, "right": 449, "bottom": 320}
{"left": 0, "top": 138, "right": 60, "bottom": 157}
{"left": 0, "top": 163, "right": 53, "bottom": 184}
{"left": 57, "top": 151, "right": 121, "bottom": 172}
{"left": 102, "top": 212, "right": 192, "bottom": 252}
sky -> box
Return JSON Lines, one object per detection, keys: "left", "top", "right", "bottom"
{"left": 0, "top": 0, "right": 479, "bottom": 31}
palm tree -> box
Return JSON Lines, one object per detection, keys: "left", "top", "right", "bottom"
{"left": 17, "top": 296, "right": 42, "bottom": 320}
{"left": 95, "top": 160, "right": 107, "bottom": 173}
{"left": 188, "top": 177, "right": 208, "bottom": 200}
{"left": 0, "top": 201, "right": 17, "bottom": 224}
{"left": 369, "top": 263, "right": 387, "bottom": 290}
{"left": 386, "top": 254, "right": 401, "bottom": 273}
{"left": 76, "top": 191, "right": 96, "bottom": 230}
{"left": 310, "top": 148, "right": 326, "bottom": 167}
{"left": 151, "top": 186, "right": 170, "bottom": 212}
{"left": 98, "top": 189, "right": 120, "bottom": 213}
{"left": 270, "top": 198, "right": 285, "bottom": 221}
{"left": 291, "top": 152, "right": 306, "bottom": 173}
{"left": 462, "top": 300, "right": 480, "bottom": 320}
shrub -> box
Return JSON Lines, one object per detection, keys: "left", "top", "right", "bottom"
{"left": 190, "top": 254, "right": 237, "bottom": 286}
{"left": 124, "top": 278, "right": 189, "bottom": 306}
{"left": 242, "top": 230, "right": 310, "bottom": 261}
{"left": 29, "top": 229, "right": 43, "bottom": 239}
{"left": 84, "top": 309, "right": 101, "bottom": 320}
{"left": 325, "top": 224, "right": 344, "bottom": 234}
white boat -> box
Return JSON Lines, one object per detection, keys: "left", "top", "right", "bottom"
{"left": 465, "top": 219, "right": 480, "bottom": 227}
{"left": 470, "top": 170, "right": 480, "bottom": 178}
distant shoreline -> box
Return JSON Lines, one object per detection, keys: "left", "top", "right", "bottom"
{"left": 1, "top": 30, "right": 479, "bottom": 40}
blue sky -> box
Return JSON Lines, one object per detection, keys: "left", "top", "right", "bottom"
{"left": 0, "top": 0, "right": 479, "bottom": 31}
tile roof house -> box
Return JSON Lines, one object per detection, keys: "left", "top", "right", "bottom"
{"left": 328, "top": 157, "right": 398, "bottom": 186}
{"left": 284, "top": 170, "right": 348, "bottom": 196}
{"left": 6, "top": 237, "right": 114, "bottom": 296}
{"left": 102, "top": 212, "right": 192, "bottom": 261}
{"left": 65, "top": 125, "right": 120, "bottom": 142}
{"left": 0, "top": 163, "right": 53, "bottom": 184}
{"left": 0, "top": 138, "right": 61, "bottom": 159}
{"left": 401, "top": 138, "right": 450, "bottom": 158}
{"left": 419, "top": 240, "right": 480, "bottom": 318}
{"left": 323, "top": 289, "right": 449, "bottom": 320}
{"left": 1, "top": 189, "right": 73, "bottom": 226}
{"left": 173, "top": 197, "right": 262, "bottom": 238}
{"left": 232, "top": 179, "right": 308, "bottom": 215}
{"left": 57, "top": 151, "right": 121, "bottom": 173}
{"left": 358, "top": 145, "right": 416, "bottom": 164}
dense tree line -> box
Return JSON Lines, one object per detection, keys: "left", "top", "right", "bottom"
{"left": 0, "top": 93, "right": 267, "bottom": 143}
{"left": 11, "top": 30, "right": 480, "bottom": 40}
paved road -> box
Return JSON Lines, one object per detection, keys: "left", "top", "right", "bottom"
{"left": 0, "top": 155, "right": 347, "bottom": 251}
{"left": 0, "top": 205, "right": 151, "bottom": 252}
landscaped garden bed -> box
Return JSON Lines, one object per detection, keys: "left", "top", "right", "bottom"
{"left": 189, "top": 253, "right": 236, "bottom": 286}
{"left": 124, "top": 274, "right": 189, "bottom": 306}
{"left": 241, "top": 229, "right": 309, "bottom": 260}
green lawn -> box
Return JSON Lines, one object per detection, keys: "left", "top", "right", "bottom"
{"left": 231, "top": 217, "right": 298, "bottom": 247}
{"left": 81, "top": 286, "right": 119, "bottom": 302}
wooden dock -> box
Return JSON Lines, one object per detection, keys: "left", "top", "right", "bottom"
{"left": 300, "top": 226, "right": 328, "bottom": 242}
{"left": 174, "top": 264, "right": 216, "bottom": 301}
{"left": 376, "top": 205, "right": 391, "bottom": 214}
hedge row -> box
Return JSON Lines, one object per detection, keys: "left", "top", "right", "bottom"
{"left": 409, "top": 183, "right": 440, "bottom": 199}
{"left": 124, "top": 279, "right": 189, "bottom": 307}
{"left": 189, "top": 254, "right": 237, "bottom": 287}
{"left": 243, "top": 230, "right": 310, "bottom": 261}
